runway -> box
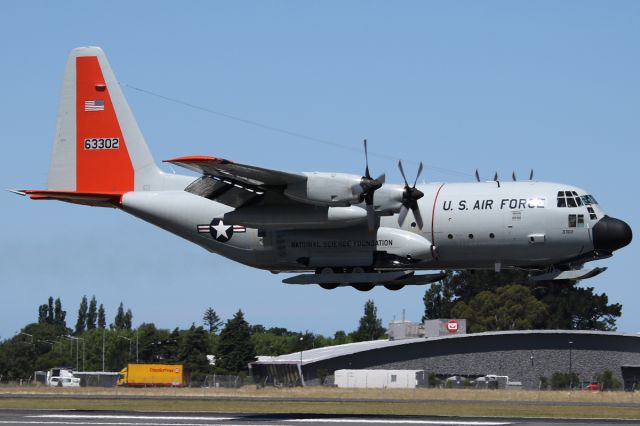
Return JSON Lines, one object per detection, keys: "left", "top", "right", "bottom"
{"left": 2, "top": 410, "right": 640, "bottom": 426}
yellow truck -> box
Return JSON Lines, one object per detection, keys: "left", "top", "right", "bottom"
{"left": 117, "top": 364, "right": 185, "bottom": 387}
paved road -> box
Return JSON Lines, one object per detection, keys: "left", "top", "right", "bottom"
{"left": 1, "top": 410, "right": 640, "bottom": 426}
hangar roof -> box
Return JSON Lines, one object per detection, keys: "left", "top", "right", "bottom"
{"left": 254, "top": 337, "right": 424, "bottom": 365}
{"left": 252, "top": 330, "right": 640, "bottom": 366}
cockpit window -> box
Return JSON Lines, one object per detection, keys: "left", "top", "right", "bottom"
{"left": 580, "top": 195, "right": 599, "bottom": 206}
{"left": 557, "top": 190, "right": 583, "bottom": 208}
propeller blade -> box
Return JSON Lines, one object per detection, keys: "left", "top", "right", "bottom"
{"left": 475, "top": 169, "right": 480, "bottom": 182}
{"left": 376, "top": 173, "right": 386, "bottom": 185}
{"left": 398, "top": 160, "right": 409, "bottom": 186}
{"left": 363, "top": 139, "right": 371, "bottom": 179}
{"left": 512, "top": 171, "right": 516, "bottom": 181}
{"left": 366, "top": 203, "right": 376, "bottom": 232}
{"left": 494, "top": 172, "right": 498, "bottom": 181}
{"left": 412, "top": 162, "right": 423, "bottom": 188}
{"left": 529, "top": 169, "right": 534, "bottom": 180}
{"left": 398, "top": 204, "right": 409, "bottom": 226}
{"left": 413, "top": 204, "right": 424, "bottom": 230}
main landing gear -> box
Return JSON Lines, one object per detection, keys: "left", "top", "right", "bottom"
{"left": 315, "top": 267, "right": 401, "bottom": 292}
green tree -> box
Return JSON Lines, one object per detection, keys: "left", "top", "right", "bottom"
{"left": 97, "top": 304, "right": 106, "bottom": 329}
{"left": 333, "top": 330, "right": 349, "bottom": 345}
{"left": 113, "top": 303, "right": 125, "bottom": 329}
{"left": 550, "top": 371, "right": 579, "bottom": 390}
{"left": 452, "top": 285, "right": 547, "bottom": 333}
{"left": 534, "top": 283, "right": 621, "bottom": 330}
{"left": 422, "top": 281, "right": 456, "bottom": 321}
{"left": 597, "top": 369, "right": 622, "bottom": 391}
{"left": 124, "top": 309, "right": 133, "bottom": 331}
{"left": 351, "top": 300, "right": 386, "bottom": 342}
{"left": 53, "top": 298, "right": 66, "bottom": 328}
{"left": 215, "top": 310, "right": 256, "bottom": 373}
{"left": 46, "top": 297, "right": 54, "bottom": 324}
{"left": 75, "top": 295, "right": 88, "bottom": 335}
{"left": 179, "top": 325, "right": 211, "bottom": 384}
{"left": 86, "top": 296, "right": 98, "bottom": 330}
{"left": 38, "top": 304, "right": 48, "bottom": 324}
{"left": 203, "top": 307, "right": 222, "bottom": 334}
{"left": 423, "top": 271, "right": 622, "bottom": 331}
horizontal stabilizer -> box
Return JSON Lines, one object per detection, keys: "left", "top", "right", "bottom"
{"left": 18, "top": 190, "right": 122, "bottom": 208}
{"left": 282, "top": 271, "right": 446, "bottom": 286}
{"left": 530, "top": 267, "right": 607, "bottom": 282}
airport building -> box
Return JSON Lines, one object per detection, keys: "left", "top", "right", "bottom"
{"left": 250, "top": 324, "right": 640, "bottom": 390}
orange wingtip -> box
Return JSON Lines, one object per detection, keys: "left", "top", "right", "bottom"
{"left": 163, "top": 155, "right": 234, "bottom": 164}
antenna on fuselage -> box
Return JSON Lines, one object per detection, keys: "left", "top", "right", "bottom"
{"left": 475, "top": 169, "right": 480, "bottom": 182}
{"left": 529, "top": 169, "right": 534, "bottom": 180}
{"left": 512, "top": 171, "right": 517, "bottom": 181}
{"left": 494, "top": 171, "right": 500, "bottom": 188}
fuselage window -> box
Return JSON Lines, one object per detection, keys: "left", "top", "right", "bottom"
{"left": 568, "top": 214, "right": 577, "bottom": 228}
{"left": 577, "top": 214, "right": 585, "bottom": 227}
{"left": 567, "top": 197, "right": 577, "bottom": 208}
{"left": 557, "top": 197, "right": 567, "bottom": 208}
{"left": 587, "top": 207, "right": 597, "bottom": 220}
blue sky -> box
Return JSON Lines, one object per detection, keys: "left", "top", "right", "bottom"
{"left": 1, "top": 1, "right": 638, "bottom": 339}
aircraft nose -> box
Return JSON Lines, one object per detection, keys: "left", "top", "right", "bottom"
{"left": 592, "top": 215, "right": 632, "bottom": 252}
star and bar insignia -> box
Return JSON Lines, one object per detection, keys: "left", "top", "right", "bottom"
{"left": 197, "top": 218, "right": 245, "bottom": 243}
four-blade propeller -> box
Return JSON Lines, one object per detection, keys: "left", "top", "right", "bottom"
{"left": 352, "top": 139, "right": 385, "bottom": 231}
{"left": 397, "top": 160, "right": 425, "bottom": 229}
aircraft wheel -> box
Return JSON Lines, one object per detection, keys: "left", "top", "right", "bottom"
{"left": 318, "top": 267, "right": 339, "bottom": 289}
{"left": 384, "top": 284, "right": 405, "bottom": 291}
{"left": 319, "top": 283, "right": 339, "bottom": 290}
{"left": 352, "top": 283, "right": 374, "bottom": 292}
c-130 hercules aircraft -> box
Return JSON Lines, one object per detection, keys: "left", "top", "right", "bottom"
{"left": 14, "top": 47, "right": 632, "bottom": 291}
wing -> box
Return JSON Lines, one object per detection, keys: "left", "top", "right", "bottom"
{"left": 164, "top": 155, "right": 307, "bottom": 208}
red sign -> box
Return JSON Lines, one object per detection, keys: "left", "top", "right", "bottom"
{"left": 447, "top": 320, "right": 459, "bottom": 333}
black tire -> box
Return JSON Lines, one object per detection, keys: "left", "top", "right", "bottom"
{"left": 352, "top": 283, "right": 374, "bottom": 292}
{"left": 384, "top": 284, "right": 404, "bottom": 291}
{"left": 319, "top": 283, "right": 339, "bottom": 290}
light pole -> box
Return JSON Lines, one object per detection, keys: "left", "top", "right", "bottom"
{"left": 568, "top": 341, "right": 574, "bottom": 390}
{"left": 102, "top": 329, "right": 105, "bottom": 372}
{"left": 66, "top": 335, "right": 85, "bottom": 371}
{"left": 299, "top": 336, "right": 304, "bottom": 386}
{"left": 118, "top": 336, "right": 133, "bottom": 361}
{"left": 119, "top": 334, "right": 138, "bottom": 362}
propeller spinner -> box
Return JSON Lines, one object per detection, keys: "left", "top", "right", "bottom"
{"left": 352, "top": 139, "right": 385, "bottom": 231}
{"left": 397, "top": 160, "right": 425, "bottom": 229}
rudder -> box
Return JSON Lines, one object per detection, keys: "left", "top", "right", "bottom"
{"left": 48, "top": 47, "right": 161, "bottom": 194}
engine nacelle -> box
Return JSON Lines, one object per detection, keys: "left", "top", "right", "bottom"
{"left": 284, "top": 172, "right": 363, "bottom": 207}
{"left": 375, "top": 227, "right": 433, "bottom": 264}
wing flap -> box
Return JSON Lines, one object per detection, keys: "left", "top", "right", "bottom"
{"left": 184, "top": 175, "right": 264, "bottom": 208}
{"left": 164, "top": 155, "right": 305, "bottom": 187}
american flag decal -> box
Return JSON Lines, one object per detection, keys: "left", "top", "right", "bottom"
{"left": 84, "top": 100, "right": 105, "bottom": 111}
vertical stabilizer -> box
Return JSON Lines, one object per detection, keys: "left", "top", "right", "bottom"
{"left": 48, "top": 47, "right": 162, "bottom": 193}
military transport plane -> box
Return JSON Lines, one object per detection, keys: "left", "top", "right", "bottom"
{"left": 12, "top": 47, "right": 633, "bottom": 291}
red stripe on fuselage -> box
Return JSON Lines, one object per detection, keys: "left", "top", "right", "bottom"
{"left": 431, "top": 183, "right": 446, "bottom": 249}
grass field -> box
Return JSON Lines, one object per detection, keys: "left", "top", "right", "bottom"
{"left": 1, "top": 386, "right": 639, "bottom": 419}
